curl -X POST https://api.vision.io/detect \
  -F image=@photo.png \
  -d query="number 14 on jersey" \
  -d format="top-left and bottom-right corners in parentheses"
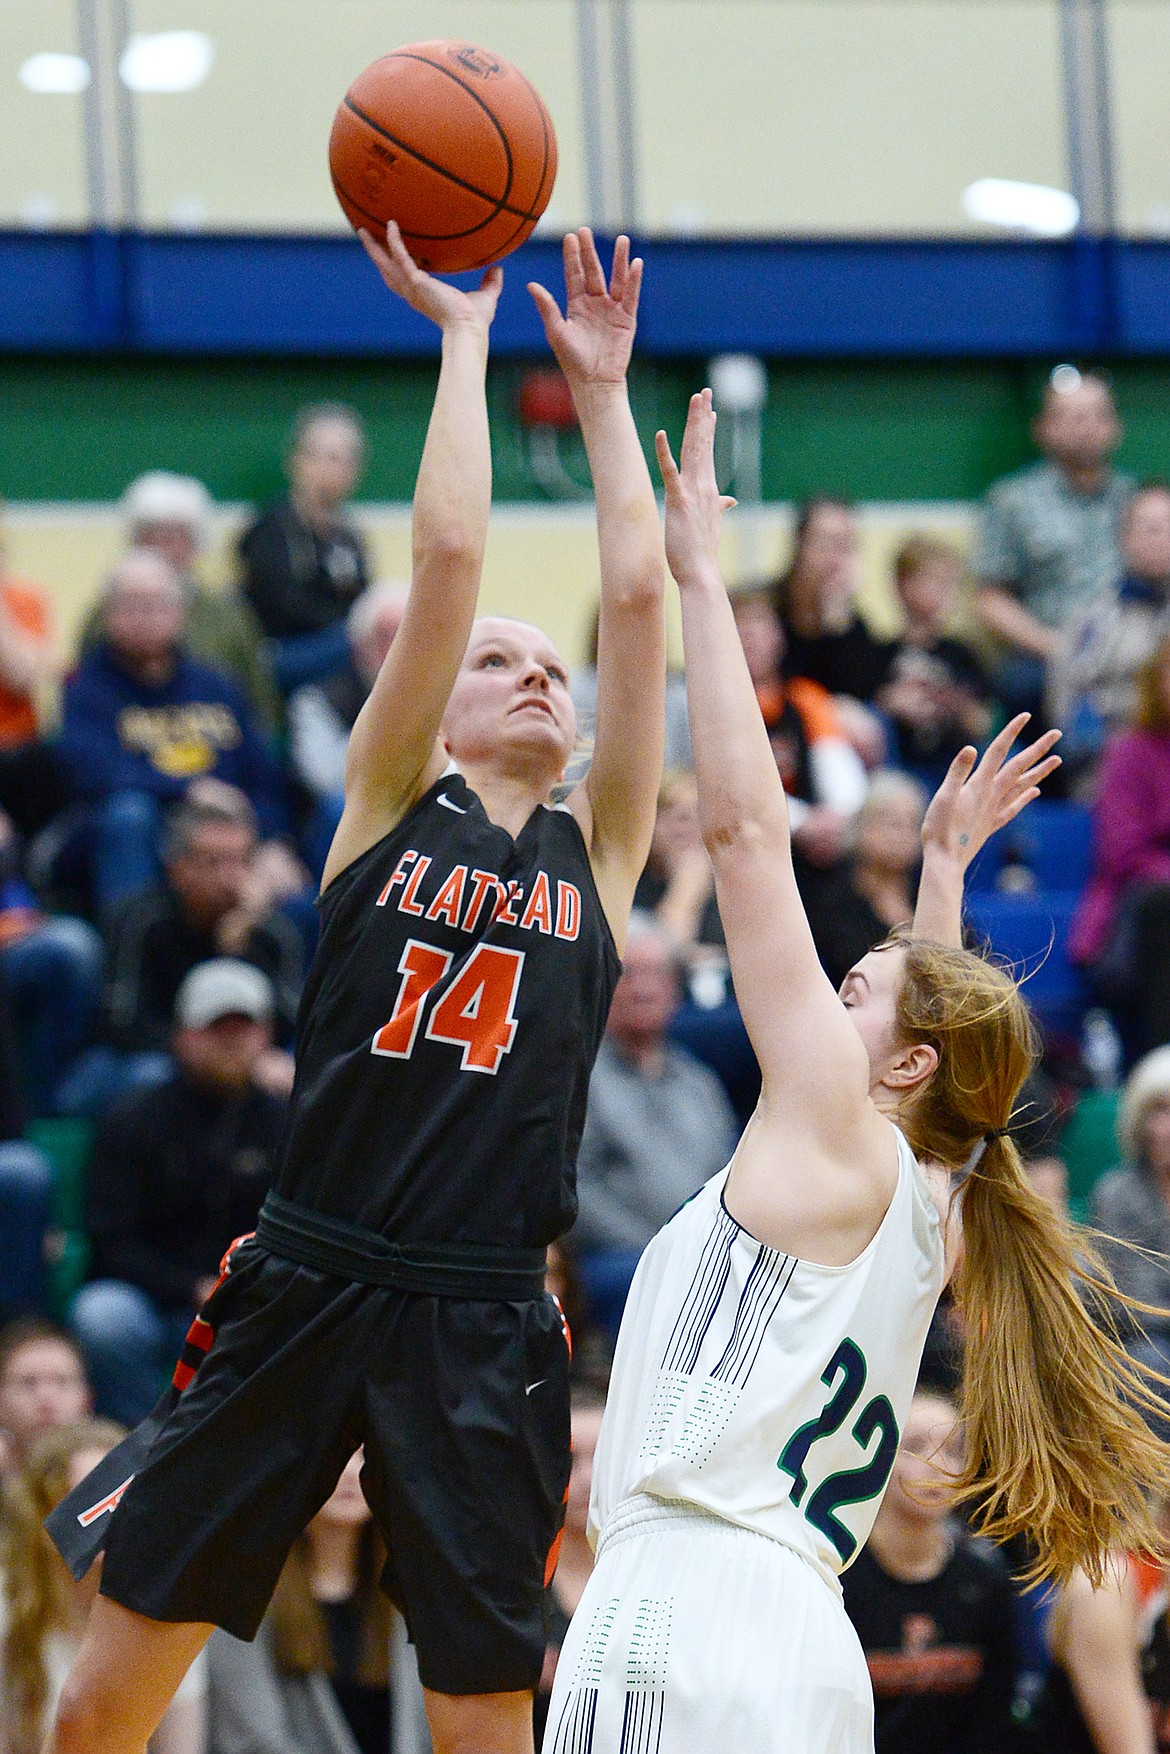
top-left (372, 938), bottom-right (526, 1075)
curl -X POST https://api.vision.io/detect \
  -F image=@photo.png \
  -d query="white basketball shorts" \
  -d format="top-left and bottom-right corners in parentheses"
top-left (543, 1496), bottom-right (874, 1754)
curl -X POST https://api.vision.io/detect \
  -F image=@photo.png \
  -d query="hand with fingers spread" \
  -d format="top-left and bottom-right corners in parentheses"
top-left (358, 221), bottom-right (502, 334)
top-left (655, 389), bottom-right (737, 588)
top-left (921, 712), bottom-right (1062, 872)
top-left (528, 229), bottom-right (643, 387)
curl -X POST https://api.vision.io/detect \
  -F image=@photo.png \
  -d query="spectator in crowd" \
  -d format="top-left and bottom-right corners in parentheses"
top-left (0, 514), bottom-right (64, 841)
top-left (801, 769), bottom-right (927, 989)
top-left (877, 536), bottom-right (990, 788)
top-left (238, 403), bottom-right (369, 693)
top-left (632, 770), bottom-right (722, 962)
top-left (1025, 1561), bottom-right (1153, 1754)
top-left (974, 367), bottom-right (1131, 718)
top-left (771, 497), bottom-right (896, 704)
top-left (571, 603), bottom-right (692, 775)
top-left (573, 914), bottom-right (738, 1335)
top-left (0, 1321), bottom-right (91, 1484)
top-left (0, 1418), bottom-right (207, 1754)
top-left (1, 808), bottom-right (103, 1116)
top-left (534, 1384), bottom-right (605, 1745)
top-left (70, 959), bottom-right (287, 1425)
top-left (57, 784), bottom-right (302, 1117)
top-left (1071, 633), bottom-right (1170, 1059)
top-left (59, 547), bottom-right (288, 915)
top-left (733, 586), bottom-right (868, 874)
top-left (1089, 1044), bottom-right (1170, 1385)
top-left (106, 785), bottom-right (303, 1052)
top-left (206, 1450), bottom-right (393, 1754)
top-left (0, 973), bottom-right (52, 1320)
top-left (288, 581), bottom-right (407, 876)
top-left (79, 471), bottom-right (281, 737)
top-left (1051, 481), bottom-right (1170, 784)
top-left (842, 1388), bottom-right (1017, 1754)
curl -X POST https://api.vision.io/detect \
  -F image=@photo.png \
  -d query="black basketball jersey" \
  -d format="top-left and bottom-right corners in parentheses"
top-left (275, 773), bottom-right (621, 1248)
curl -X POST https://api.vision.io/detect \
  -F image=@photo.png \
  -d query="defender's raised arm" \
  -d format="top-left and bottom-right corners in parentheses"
top-left (530, 230), bottom-right (666, 945)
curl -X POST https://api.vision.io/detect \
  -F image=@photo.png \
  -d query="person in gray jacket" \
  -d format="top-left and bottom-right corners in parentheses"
top-left (573, 912), bottom-right (739, 1335)
top-left (1090, 1044), bottom-right (1170, 1388)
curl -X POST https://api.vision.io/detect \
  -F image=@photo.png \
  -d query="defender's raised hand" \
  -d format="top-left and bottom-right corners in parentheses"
top-left (528, 229), bottom-right (642, 386)
top-left (655, 389), bottom-right (736, 587)
top-left (921, 713), bottom-right (1062, 871)
top-left (359, 220), bottom-right (502, 333)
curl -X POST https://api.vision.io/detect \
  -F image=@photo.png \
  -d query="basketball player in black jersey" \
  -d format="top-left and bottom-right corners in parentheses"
top-left (45, 223), bottom-right (665, 1754)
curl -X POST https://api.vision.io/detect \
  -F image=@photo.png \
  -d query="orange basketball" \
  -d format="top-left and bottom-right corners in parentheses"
top-left (329, 41), bottom-right (557, 274)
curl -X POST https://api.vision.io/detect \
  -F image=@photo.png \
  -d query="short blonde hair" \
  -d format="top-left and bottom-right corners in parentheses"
top-left (1118, 1045), bottom-right (1170, 1163)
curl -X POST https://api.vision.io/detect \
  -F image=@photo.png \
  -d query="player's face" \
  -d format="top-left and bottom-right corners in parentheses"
top-left (883, 1395), bottom-right (963, 1525)
top-left (0, 1341), bottom-right (91, 1459)
top-left (838, 946), bottom-right (906, 1084)
top-left (444, 618), bottom-right (576, 781)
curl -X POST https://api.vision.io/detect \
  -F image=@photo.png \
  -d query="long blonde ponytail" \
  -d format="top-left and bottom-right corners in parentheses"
top-left (890, 932), bottom-right (1170, 1586)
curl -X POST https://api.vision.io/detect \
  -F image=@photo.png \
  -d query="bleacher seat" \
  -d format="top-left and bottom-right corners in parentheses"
top-left (25, 1116), bottom-right (93, 1318)
top-left (965, 889), bottom-right (1089, 1037)
top-left (1061, 1088), bottom-right (1121, 1220)
top-left (965, 801), bottom-right (1094, 896)
top-left (1009, 801), bottom-right (1094, 894)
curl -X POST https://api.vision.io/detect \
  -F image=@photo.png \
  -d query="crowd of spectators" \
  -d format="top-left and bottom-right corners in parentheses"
top-left (5, 365), bottom-right (1170, 1749)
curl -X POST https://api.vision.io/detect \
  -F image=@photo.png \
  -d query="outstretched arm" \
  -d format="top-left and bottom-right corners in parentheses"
top-left (656, 393), bottom-right (872, 1138)
top-left (913, 716), bottom-right (1062, 948)
top-left (529, 231), bottom-right (665, 943)
top-left (321, 223), bottom-right (502, 891)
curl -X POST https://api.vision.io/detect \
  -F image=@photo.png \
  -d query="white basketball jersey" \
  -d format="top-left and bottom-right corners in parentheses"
top-left (590, 1126), bottom-right (945, 1593)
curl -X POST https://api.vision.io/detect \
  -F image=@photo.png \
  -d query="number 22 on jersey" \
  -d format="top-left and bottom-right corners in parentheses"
top-left (372, 938), bottom-right (525, 1075)
top-left (777, 1336), bottom-right (900, 1563)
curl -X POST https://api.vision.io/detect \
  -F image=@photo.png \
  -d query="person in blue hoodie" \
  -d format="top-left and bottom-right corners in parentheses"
top-left (60, 548), bottom-right (288, 916)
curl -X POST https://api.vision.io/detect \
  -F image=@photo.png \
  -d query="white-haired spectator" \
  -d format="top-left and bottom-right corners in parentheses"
top-left (801, 769), bottom-right (928, 989)
top-left (238, 404), bottom-right (370, 695)
top-left (79, 472), bottom-right (280, 734)
top-left (1090, 1045), bottom-right (1170, 1385)
top-left (573, 913), bottom-right (738, 1336)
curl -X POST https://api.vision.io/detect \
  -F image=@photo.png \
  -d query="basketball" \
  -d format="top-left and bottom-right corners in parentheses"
top-left (328, 41), bottom-right (557, 274)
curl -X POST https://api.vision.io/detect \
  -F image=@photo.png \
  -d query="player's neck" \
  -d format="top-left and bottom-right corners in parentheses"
top-left (460, 763), bottom-right (552, 838)
top-left (867, 1512), bottom-right (953, 1584)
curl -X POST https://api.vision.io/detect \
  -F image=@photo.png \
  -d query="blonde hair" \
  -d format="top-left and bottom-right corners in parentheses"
top-left (2, 1419), bottom-right (124, 1754)
top-left (1118, 1045), bottom-right (1170, 1164)
top-left (886, 932), bottom-right (1170, 1585)
top-left (267, 1524), bottom-right (391, 1685)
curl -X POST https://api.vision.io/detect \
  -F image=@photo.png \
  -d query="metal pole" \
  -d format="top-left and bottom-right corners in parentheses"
top-left (1059, 0), bottom-right (1117, 235)
top-left (576, 0), bottom-right (611, 231)
top-left (76, 0), bottom-right (118, 224)
top-left (109, 0), bottom-right (140, 225)
top-left (610, 0), bottom-right (640, 231)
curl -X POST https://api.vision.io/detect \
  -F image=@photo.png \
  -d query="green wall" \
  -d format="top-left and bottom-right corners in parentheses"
top-left (4, 355), bottom-right (1170, 503)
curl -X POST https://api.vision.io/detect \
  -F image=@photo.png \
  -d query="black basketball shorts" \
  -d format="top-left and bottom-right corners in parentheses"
top-left (98, 1239), bottom-right (573, 1695)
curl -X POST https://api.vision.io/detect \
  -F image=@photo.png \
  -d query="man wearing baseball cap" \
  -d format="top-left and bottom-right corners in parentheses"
top-left (69, 959), bottom-right (289, 1425)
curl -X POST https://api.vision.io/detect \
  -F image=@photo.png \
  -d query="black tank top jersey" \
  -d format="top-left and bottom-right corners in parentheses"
top-left (275, 773), bottom-right (621, 1248)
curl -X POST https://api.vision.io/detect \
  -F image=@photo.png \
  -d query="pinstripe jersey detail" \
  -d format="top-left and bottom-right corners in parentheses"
top-left (710, 1244), bottom-right (798, 1387)
top-left (659, 1206), bottom-right (738, 1375)
top-left (549, 1595), bottom-right (621, 1754)
top-left (619, 1596), bottom-right (671, 1754)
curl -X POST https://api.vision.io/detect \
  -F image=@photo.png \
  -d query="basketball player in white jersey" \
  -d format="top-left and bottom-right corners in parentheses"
top-left (544, 391), bottom-right (1170, 1754)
